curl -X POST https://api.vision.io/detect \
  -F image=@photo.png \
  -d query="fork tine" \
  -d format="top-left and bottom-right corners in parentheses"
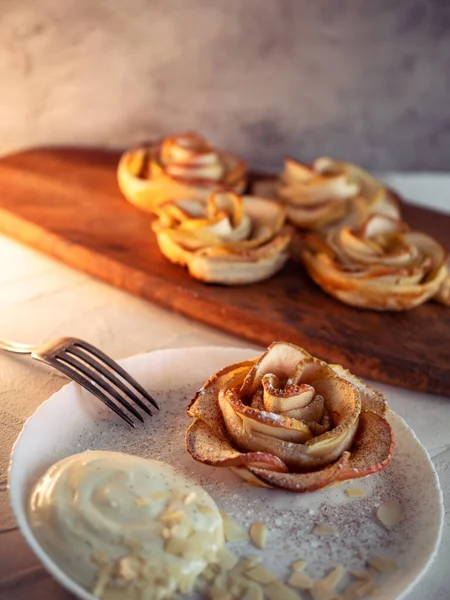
top-left (57, 353), bottom-right (144, 423)
top-left (48, 358), bottom-right (135, 427)
top-left (67, 346), bottom-right (153, 417)
top-left (74, 341), bottom-right (159, 410)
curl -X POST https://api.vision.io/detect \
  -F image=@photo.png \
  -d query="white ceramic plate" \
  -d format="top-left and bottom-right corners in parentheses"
top-left (9, 347), bottom-right (443, 600)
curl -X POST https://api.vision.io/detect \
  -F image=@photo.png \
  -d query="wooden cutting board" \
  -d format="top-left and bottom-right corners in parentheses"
top-left (0, 147), bottom-right (449, 396)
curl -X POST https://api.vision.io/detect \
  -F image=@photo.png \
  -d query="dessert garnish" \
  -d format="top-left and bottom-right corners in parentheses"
top-left (28, 451), bottom-right (223, 599)
top-left (186, 341), bottom-right (394, 492)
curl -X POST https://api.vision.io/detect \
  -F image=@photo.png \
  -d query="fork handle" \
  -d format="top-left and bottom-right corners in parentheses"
top-left (0, 339), bottom-right (35, 354)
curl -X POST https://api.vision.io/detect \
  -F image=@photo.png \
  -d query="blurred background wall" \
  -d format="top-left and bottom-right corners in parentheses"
top-left (1, 0), bottom-right (449, 171)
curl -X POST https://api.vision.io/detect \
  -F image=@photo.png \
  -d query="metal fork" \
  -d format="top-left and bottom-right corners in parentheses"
top-left (0, 337), bottom-right (158, 427)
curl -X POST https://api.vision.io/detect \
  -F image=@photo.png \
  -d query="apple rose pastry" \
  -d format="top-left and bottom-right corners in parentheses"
top-left (254, 156), bottom-right (400, 230)
top-left (152, 190), bottom-right (292, 285)
top-left (186, 342), bottom-right (394, 492)
top-left (302, 213), bottom-right (449, 311)
top-left (118, 132), bottom-right (247, 212)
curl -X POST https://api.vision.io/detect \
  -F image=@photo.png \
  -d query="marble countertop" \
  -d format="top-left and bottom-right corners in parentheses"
top-left (0, 173), bottom-right (449, 599)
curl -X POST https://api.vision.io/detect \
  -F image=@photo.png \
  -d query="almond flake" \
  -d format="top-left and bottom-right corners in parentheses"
top-left (291, 559), bottom-right (307, 571)
top-left (355, 579), bottom-right (377, 598)
top-left (249, 522), bottom-right (268, 549)
top-left (135, 497), bottom-right (149, 507)
top-left (345, 488), bottom-right (366, 498)
top-left (376, 500), bottom-right (402, 528)
top-left (350, 570), bottom-right (372, 581)
top-left (160, 509), bottom-right (184, 523)
top-left (311, 579), bottom-right (341, 600)
top-left (265, 581), bottom-right (301, 600)
top-left (184, 492), bottom-right (197, 505)
top-left (117, 555), bottom-right (141, 581)
top-left (92, 565), bottom-right (111, 598)
top-left (288, 571), bottom-right (313, 589)
top-left (369, 555), bottom-right (398, 573)
top-left (219, 511), bottom-right (248, 542)
top-left (216, 547), bottom-right (239, 571)
top-left (312, 523), bottom-right (338, 536)
top-left (242, 555), bottom-right (263, 569)
top-left (247, 565), bottom-right (277, 584)
top-left (322, 565), bottom-right (345, 588)
top-left (165, 535), bottom-right (190, 556)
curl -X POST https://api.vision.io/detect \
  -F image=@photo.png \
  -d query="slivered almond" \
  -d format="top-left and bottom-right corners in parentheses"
top-left (345, 488), bottom-right (366, 498)
top-left (219, 511), bottom-right (248, 542)
top-left (312, 523), bottom-right (338, 536)
top-left (165, 535), bottom-right (190, 556)
top-left (291, 559), bottom-right (306, 571)
top-left (135, 497), bottom-right (149, 507)
top-left (369, 555), bottom-right (398, 573)
top-left (92, 565), bottom-right (111, 598)
top-left (247, 565), bottom-right (277, 584)
top-left (311, 579), bottom-right (341, 600)
top-left (242, 555), bottom-right (262, 569)
top-left (322, 565), bottom-right (345, 588)
top-left (265, 581), bottom-right (301, 600)
top-left (288, 571), bottom-right (313, 589)
top-left (355, 579), bottom-right (377, 597)
top-left (116, 555), bottom-right (141, 581)
top-left (249, 522), bottom-right (268, 549)
top-left (216, 547), bottom-right (239, 571)
top-left (376, 500), bottom-right (402, 527)
top-left (160, 509), bottom-right (184, 523)
top-left (350, 570), bottom-right (372, 581)
top-left (184, 491), bottom-right (197, 505)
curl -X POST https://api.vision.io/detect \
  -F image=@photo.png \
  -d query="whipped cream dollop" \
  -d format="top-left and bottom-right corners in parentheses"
top-left (28, 451), bottom-right (223, 599)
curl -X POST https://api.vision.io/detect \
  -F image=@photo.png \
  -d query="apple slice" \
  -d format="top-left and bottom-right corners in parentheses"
top-left (185, 418), bottom-right (288, 472)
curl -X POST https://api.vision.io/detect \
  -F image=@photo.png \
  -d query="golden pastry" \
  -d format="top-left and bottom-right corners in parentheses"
top-left (186, 342), bottom-right (394, 492)
top-left (118, 132), bottom-right (247, 212)
top-left (302, 213), bottom-right (449, 311)
top-left (152, 190), bottom-right (292, 285)
top-left (253, 156), bottom-right (400, 230)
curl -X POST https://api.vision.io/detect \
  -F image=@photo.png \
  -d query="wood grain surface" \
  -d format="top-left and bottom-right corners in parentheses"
top-left (0, 147), bottom-right (448, 396)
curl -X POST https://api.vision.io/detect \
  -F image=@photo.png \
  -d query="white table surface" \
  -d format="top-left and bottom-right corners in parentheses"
top-left (0, 173), bottom-right (449, 599)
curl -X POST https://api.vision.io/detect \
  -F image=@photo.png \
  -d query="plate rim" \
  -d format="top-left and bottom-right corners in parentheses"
top-left (7, 345), bottom-right (445, 600)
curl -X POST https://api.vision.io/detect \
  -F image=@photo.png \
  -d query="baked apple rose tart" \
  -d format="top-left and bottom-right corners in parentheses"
top-left (186, 342), bottom-right (394, 492)
top-left (302, 213), bottom-right (450, 311)
top-left (118, 132), bottom-right (247, 213)
top-left (254, 157), bottom-right (400, 230)
top-left (152, 190), bottom-right (292, 285)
